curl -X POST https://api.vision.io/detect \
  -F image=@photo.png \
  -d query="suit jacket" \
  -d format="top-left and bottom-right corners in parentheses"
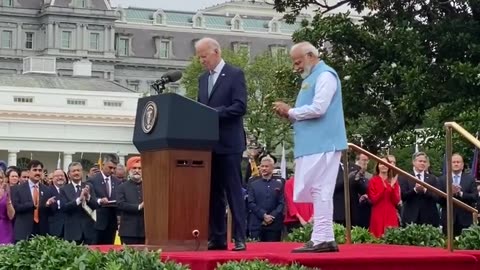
top-left (438, 174), bottom-right (478, 227)
top-left (333, 165), bottom-right (370, 227)
top-left (60, 182), bottom-right (98, 242)
top-left (247, 176), bottom-right (285, 231)
top-left (47, 185), bottom-right (65, 237)
top-left (11, 181), bottom-right (50, 241)
top-left (116, 180), bottom-right (145, 238)
top-left (88, 173), bottom-right (121, 230)
top-left (197, 62), bottom-right (247, 154)
top-left (399, 172), bottom-right (439, 226)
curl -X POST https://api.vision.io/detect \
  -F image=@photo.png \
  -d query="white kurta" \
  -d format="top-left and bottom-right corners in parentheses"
top-left (287, 71), bottom-right (341, 244)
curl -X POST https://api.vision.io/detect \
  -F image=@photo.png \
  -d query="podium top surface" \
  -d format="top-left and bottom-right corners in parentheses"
top-left (133, 93), bottom-right (219, 152)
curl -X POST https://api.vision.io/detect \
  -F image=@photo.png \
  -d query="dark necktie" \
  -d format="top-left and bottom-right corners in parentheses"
top-left (76, 185), bottom-right (81, 196)
top-left (105, 178), bottom-right (111, 198)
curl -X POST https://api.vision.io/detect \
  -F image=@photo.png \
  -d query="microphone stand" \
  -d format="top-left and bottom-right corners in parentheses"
top-left (151, 81), bottom-right (166, 94)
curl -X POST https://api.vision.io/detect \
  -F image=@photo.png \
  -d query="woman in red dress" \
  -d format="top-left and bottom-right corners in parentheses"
top-left (284, 176), bottom-right (314, 233)
top-left (368, 157), bottom-right (401, 238)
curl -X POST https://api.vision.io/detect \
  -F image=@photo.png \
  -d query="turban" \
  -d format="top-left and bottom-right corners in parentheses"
top-left (126, 156), bottom-right (141, 171)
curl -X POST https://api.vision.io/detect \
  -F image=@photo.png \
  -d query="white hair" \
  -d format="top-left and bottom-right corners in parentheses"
top-left (195, 37), bottom-right (221, 53)
top-left (290, 41), bottom-right (319, 57)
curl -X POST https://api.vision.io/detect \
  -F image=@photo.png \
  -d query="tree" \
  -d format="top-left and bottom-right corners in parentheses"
top-left (271, 0), bottom-right (480, 160)
top-left (181, 49), bottom-right (300, 152)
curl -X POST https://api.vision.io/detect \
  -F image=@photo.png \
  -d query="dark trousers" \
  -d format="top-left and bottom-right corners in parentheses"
top-left (96, 222), bottom-right (117, 245)
top-left (250, 229), bottom-right (282, 242)
top-left (209, 153), bottom-right (246, 244)
top-left (74, 236), bottom-right (95, 245)
top-left (121, 236), bottom-right (145, 245)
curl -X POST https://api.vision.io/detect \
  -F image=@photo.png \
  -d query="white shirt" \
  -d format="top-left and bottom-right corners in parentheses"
top-left (210, 59), bottom-right (226, 86)
top-left (288, 72), bottom-right (337, 121)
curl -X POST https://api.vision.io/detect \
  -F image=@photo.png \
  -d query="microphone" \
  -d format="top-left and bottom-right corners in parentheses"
top-left (155, 70), bottom-right (182, 85)
top-left (151, 70), bottom-right (182, 94)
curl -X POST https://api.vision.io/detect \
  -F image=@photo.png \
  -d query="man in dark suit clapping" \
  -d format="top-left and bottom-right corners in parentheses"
top-left (11, 160), bottom-right (54, 242)
top-left (47, 169), bottom-right (66, 238)
top-left (438, 153), bottom-right (478, 236)
top-left (399, 152), bottom-right (439, 227)
top-left (195, 37), bottom-right (247, 251)
top-left (60, 162), bottom-right (98, 244)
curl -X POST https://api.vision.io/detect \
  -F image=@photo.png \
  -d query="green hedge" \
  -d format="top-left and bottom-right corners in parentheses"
top-left (217, 260), bottom-right (318, 270)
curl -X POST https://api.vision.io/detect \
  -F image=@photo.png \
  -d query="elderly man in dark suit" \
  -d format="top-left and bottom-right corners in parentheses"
top-left (195, 37), bottom-right (247, 251)
top-left (88, 153), bottom-right (122, 244)
top-left (116, 156), bottom-right (145, 245)
top-left (247, 155), bottom-right (285, 242)
top-left (11, 160), bottom-right (54, 242)
top-left (47, 169), bottom-right (66, 238)
top-left (399, 152), bottom-right (439, 227)
top-left (60, 162), bottom-right (98, 245)
top-left (438, 153), bottom-right (478, 236)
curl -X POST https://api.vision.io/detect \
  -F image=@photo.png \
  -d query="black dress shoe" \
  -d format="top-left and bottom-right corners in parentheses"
top-left (292, 241), bottom-right (339, 253)
top-left (232, 242), bottom-right (246, 251)
top-left (207, 241), bottom-right (227, 250)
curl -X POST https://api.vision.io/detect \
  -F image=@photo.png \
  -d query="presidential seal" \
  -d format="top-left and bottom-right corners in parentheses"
top-left (141, 101), bottom-right (157, 134)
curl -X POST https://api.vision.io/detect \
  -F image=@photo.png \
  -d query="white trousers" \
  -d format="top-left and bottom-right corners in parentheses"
top-left (294, 151), bottom-right (341, 244)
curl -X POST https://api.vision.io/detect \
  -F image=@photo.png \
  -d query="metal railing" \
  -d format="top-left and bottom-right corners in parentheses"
top-left (344, 143), bottom-right (479, 251)
top-left (444, 122), bottom-right (480, 251)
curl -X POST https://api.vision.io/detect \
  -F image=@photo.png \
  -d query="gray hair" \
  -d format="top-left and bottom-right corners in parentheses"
top-left (103, 154), bottom-right (119, 165)
top-left (290, 41), bottom-right (319, 57)
top-left (260, 156), bottom-right (275, 165)
top-left (195, 37), bottom-right (221, 53)
top-left (116, 164), bottom-right (125, 170)
top-left (68, 162), bottom-right (83, 172)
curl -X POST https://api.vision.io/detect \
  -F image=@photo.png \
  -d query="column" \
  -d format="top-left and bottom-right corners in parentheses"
top-left (77, 24), bottom-right (83, 50)
top-left (103, 26), bottom-right (109, 52)
top-left (16, 23), bottom-right (22, 49)
top-left (7, 150), bottom-right (19, 166)
top-left (118, 154), bottom-right (126, 165)
top-left (83, 24), bottom-right (88, 50)
top-left (63, 152), bottom-right (75, 172)
top-left (47, 23), bottom-right (54, 48)
top-left (110, 26), bottom-right (115, 52)
top-left (54, 22), bottom-right (59, 48)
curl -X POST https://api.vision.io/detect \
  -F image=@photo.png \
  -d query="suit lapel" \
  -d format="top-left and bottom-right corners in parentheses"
top-left (208, 65), bottom-right (227, 100)
top-left (24, 183), bottom-right (34, 203)
top-left (199, 73), bottom-right (209, 103)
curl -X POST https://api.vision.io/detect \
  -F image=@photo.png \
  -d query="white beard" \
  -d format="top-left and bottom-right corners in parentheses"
top-left (300, 64), bottom-right (313, 79)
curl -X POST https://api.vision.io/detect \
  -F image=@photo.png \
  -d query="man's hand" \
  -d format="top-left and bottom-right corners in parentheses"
top-left (272, 101), bottom-right (291, 118)
top-left (359, 194), bottom-right (369, 203)
top-left (263, 214), bottom-right (274, 224)
top-left (453, 185), bottom-right (462, 195)
top-left (99, 197), bottom-right (109, 205)
top-left (139, 202), bottom-right (144, 210)
top-left (46, 196), bottom-right (56, 206)
top-left (414, 183), bottom-right (426, 193)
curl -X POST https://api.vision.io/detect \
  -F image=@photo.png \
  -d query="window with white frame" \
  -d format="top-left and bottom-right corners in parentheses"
top-left (13, 96), bottom-right (34, 103)
top-left (103, 100), bottom-right (123, 107)
top-left (127, 81), bottom-right (139, 91)
top-left (89, 32), bottom-right (99, 50)
top-left (233, 42), bottom-right (250, 58)
top-left (2, 0), bottom-right (13, 7)
top-left (67, 99), bottom-right (86, 106)
top-left (116, 37), bottom-right (129, 56)
top-left (1, 30), bottom-right (13, 48)
top-left (25, 32), bottom-right (34, 49)
top-left (61, 31), bottom-right (72, 49)
top-left (159, 40), bottom-right (170, 58)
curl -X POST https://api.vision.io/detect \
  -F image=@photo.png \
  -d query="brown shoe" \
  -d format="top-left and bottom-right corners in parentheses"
top-left (292, 241), bottom-right (339, 253)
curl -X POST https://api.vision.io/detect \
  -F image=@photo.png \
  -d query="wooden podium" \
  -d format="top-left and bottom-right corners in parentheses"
top-left (132, 93), bottom-right (218, 251)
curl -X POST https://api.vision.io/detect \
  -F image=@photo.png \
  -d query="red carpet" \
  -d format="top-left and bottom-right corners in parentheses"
top-left (90, 242), bottom-right (480, 270)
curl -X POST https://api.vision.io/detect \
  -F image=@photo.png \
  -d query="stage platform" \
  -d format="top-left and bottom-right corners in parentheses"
top-left (90, 242), bottom-right (480, 270)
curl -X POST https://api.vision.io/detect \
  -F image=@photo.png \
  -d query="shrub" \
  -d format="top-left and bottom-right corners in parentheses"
top-left (0, 235), bottom-right (189, 270)
top-left (217, 260), bottom-right (318, 270)
top-left (382, 223), bottom-right (445, 248)
top-left (351, 226), bottom-right (380, 244)
top-left (456, 225), bottom-right (480, 250)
